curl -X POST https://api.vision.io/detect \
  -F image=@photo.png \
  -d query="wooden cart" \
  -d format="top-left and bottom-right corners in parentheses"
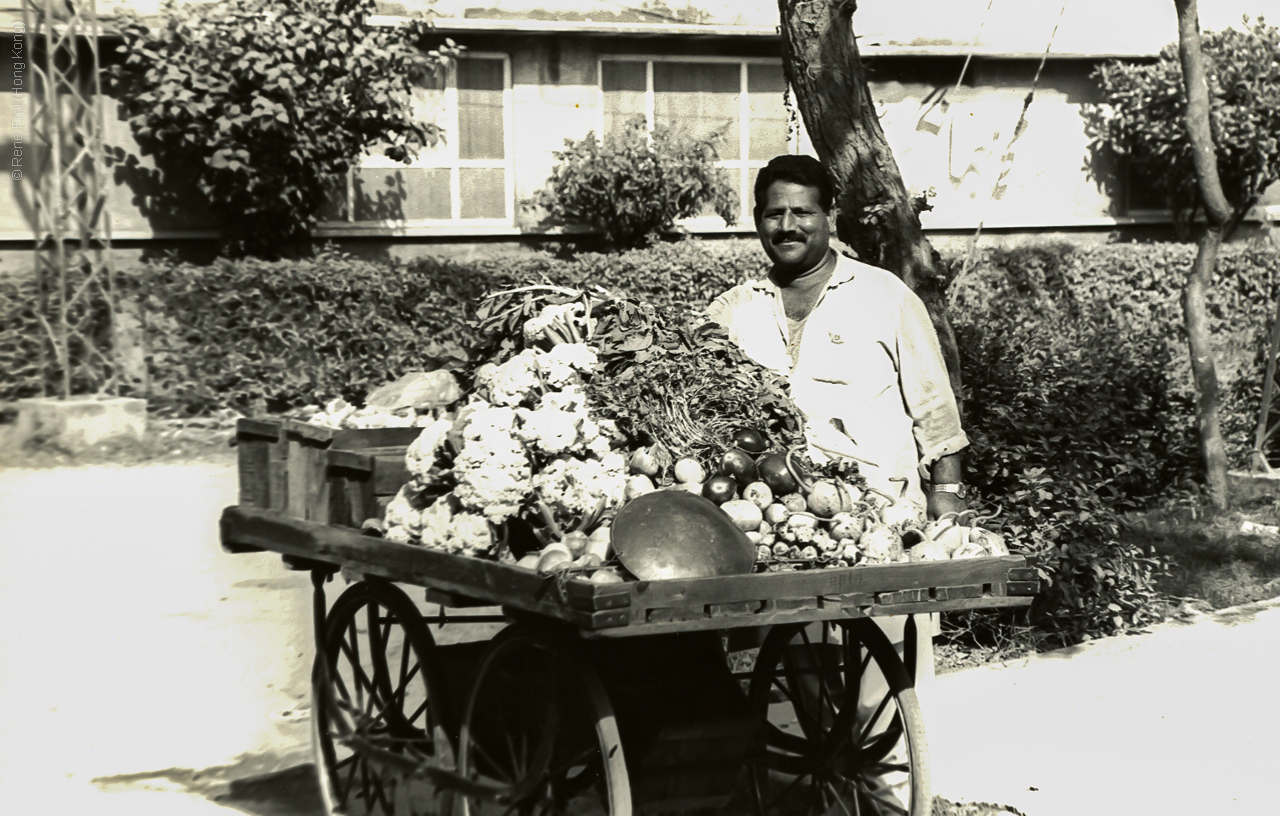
top-left (222, 419), bottom-right (1040, 816)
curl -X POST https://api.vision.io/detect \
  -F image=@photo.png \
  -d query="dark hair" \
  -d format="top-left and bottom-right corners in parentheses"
top-left (753, 154), bottom-right (835, 218)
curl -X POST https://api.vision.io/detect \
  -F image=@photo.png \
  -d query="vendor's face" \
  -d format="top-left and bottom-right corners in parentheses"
top-left (756, 181), bottom-right (834, 277)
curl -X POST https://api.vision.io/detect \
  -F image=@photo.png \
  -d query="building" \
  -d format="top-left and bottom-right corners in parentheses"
top-left (2, 0), bottom-right (1278, 260)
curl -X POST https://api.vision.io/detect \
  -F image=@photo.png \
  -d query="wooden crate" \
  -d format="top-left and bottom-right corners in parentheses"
top-left (235, 418), bottom-right (421, 529)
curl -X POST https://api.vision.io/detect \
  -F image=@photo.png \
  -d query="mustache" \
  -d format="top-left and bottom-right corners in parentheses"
top-left (772, 232), bottom-right (804, 243)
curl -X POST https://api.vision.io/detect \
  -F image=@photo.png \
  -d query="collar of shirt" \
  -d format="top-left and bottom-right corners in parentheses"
top-left (748, 252), bottom-right (859, 297)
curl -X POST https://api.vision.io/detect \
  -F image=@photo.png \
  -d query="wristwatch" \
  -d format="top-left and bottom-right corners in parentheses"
top-left (929, 483), bottom-right (969, 499)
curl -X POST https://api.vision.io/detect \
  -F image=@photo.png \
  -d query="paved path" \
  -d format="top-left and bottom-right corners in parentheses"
top-left (2, 458), bottom-right (1279, 815)
top-left (0, 459), bottom-right (315, 815)
top-left (929, 597), bottom-right (1280, 816)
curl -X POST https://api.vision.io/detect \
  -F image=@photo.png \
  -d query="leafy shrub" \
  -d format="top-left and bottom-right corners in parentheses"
top-left (1086, 16), bottom-right (1280, 229)
top-left (106, 0), bottom-right (461, 257)
top-left (0, 275), bottom-right (45, 402)
top-left (125, 239), bottom-right (764, 415)
top-left (133, 251), bottom-right (495, 414)
top-left (949, 241), bottom-right (1280, 644)
top-left (527, 117), bottom-right (739, 250)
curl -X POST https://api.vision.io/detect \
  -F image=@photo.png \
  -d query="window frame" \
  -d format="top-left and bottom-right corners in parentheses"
top-left (596, 54), bottom-right (803, 228)
top-left (321, 51), bottom-right (515, 233)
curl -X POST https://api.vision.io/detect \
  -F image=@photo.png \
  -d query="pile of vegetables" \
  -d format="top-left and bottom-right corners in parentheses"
top-left (376, 285), bottom-right (1009, 577)
top-left (622, 432), bottom-right (1009, 571)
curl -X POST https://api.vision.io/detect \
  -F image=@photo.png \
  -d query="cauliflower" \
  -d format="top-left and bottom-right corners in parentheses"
top-left (441, 511), bottom-right (492, 556)
top-left (515, 386), bottom-right (602, 456)
top-left (384, 483), bottom-right (430, 536)
top-left (538, 343), bottom-right (598, 389)
top-left (385, 526), bottom-right (414, 545)
top-left (532, 452), bottom-right (628, 519)
top-left (417, 495), bottom-right (456, 550)
top-left (587, 418), bottom-right (622, 458)
top-left (460, 403), bottom-right (520, 444)
top-left (484, 349), bottom-right (543, 406)
top-left (415, 496), bottom-right (492, 556)
top-left (406, 418), bottom-right (455, 485)
top-left (452, 431), bottom-right (532, 524)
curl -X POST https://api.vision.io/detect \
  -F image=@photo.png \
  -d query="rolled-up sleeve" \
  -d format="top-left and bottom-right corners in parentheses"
top-left (895, 290), bottom-right (969, 476)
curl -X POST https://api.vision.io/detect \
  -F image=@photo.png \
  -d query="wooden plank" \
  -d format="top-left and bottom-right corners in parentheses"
top-left (934, 584), bottom-right (985, 601)
top-left (645, 608), bottom-right (676, 624)
top-left (237, 433), bottom-right (271, 508)
top-left (708, 602), bottom-right (762, 618)
top-left (324, 450), bottom-right (377, 528)
top-left (327, 449), bottom-right (375, 474)
top-left (268, 428), bottom-right (290, 513)
top-left (236, 417), bottom-right (281, 441)
top-left (627, 556), bottom-right (1029, 609)
top-left (282, 419), bottom-right (336, 443)
top-left (331, 426), bottom-right (423, 448)
top-left (876, 589), bottom-right (930, 605)
top-left (220, 506), bottom-right (586, 626)
top-left (286, 437), bottom-right (314, 520)
top-left (771, 596), bottom-right (820, 614)
top-left (866, 595), bottom-right (1034, 616)
top-left (832, 592), bottom-right (876, 610)
top-left (564, 580), bottom-right (634, 612)
top-left (374, 457), bottom-right (413, 496)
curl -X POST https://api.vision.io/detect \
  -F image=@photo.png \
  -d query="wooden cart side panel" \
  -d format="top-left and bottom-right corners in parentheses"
top-left (238, 419), bottom-right (418, 528)
top-left (220, 506), bottom-right (585, 626)
top-left (620, 557), bottom-right (1027, 608)
top-left (221, 503), bottom-right (1038, 635)
top-left (236, 422), bottom-right (277, 509)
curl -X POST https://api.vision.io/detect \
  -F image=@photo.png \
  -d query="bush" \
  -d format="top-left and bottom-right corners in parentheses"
top-left (1086, 17), bottom-right (1280, 229)
top-left (134, 251), bottom-right (495, 414)
top-left (129, 239), bottom-right (764, 415)
top-left (106, 0), bottom-right (460, 257)
top-left (527, 117), bottom-right (739, 250)
top-left (0, 275), bottom-right (45, 403)
top-left (949, 240), bottom-right (1280, 644)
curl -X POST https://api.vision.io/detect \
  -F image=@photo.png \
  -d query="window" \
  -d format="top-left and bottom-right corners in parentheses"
top-left (1120, 157), bottom-right (1169, 215)
top-left (600, 58), bottom-right (797, 222)
top-left (321, 54), bottom-right (513, 229)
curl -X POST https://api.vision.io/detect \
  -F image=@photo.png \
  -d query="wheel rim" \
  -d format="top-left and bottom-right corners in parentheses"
top-left (456, 625), bottom-right (629, 816)
top-left (748, 620), bottom-right (931, 816)
top-left (313, 580), bottom-right (442, 816)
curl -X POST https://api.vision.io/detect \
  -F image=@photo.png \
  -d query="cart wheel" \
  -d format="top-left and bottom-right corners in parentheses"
top-left (312, 579), bottom-right (445, 816)
top-left (454, 624), bottom-right (630, 816)
top-left (747, 619), bottom-right (931, 816)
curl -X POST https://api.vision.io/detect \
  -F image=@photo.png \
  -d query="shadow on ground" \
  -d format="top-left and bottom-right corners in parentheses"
top-left (94, 759), bottom-right (324, 816)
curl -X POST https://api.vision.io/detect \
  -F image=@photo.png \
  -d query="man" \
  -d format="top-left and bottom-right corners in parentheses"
top-left (708, 154), bottom-right (968, 521)
top-left (709, 154), bottom-right (968, 738)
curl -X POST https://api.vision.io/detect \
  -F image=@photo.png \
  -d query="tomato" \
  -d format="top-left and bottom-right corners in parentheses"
top-left (701, 475), bottom-right (738, 504)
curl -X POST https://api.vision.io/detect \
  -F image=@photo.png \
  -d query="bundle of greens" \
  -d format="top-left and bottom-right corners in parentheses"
top-left (473, 286), bottom-right (808, 475)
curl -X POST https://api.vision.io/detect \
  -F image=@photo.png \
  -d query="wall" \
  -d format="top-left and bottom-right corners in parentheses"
top-left (4, 28), bottom-right (1278, 251)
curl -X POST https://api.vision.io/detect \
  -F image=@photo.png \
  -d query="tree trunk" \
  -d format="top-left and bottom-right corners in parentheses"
top-left (1175, 0), bottom-right (1232, 507)
top-left (777, 0), bottom-right (961, 391)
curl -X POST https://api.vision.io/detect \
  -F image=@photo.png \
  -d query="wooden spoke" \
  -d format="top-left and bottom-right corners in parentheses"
top-left (455, 624), bottom-right (630, 815)
top-left (312, 580), bottom-right (443, 816)
top-left (748, 620), bottom-right (931, 816)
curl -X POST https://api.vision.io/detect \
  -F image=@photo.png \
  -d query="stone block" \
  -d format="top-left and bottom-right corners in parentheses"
top-left (1227, 469), bottom-right (1280, 508)
top-left (15, 396), bottom-right (148, 451)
